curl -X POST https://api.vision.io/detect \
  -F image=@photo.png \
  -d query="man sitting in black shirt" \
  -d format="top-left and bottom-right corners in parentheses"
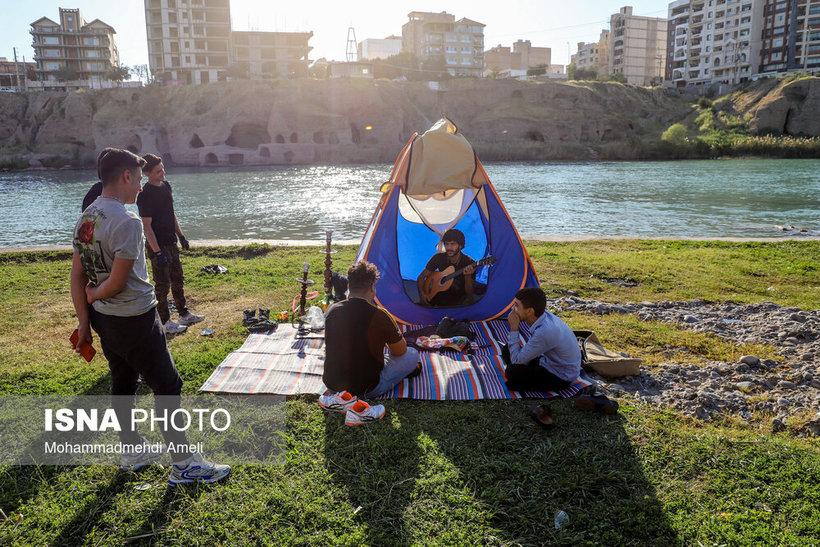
top-left (320, 261), bottom-right (421, 425)
top-left (416, 229), bottom-right (476, 307)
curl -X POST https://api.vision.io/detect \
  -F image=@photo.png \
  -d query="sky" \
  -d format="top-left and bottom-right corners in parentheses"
top-left (2, 1), bottom-right (672, 75)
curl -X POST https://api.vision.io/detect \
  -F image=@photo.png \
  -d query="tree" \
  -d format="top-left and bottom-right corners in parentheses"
top-left (566, 62), bottom-right (577, 80)
top-left (420, 54), bottom-right (450, 80)
top-left (606, 72), bottom-right (627, 83)
top-left (372, 52), bottom-right (420, 80)
top-left (54, 66), bottom-right (78, 82)
top-left (526, 64), bottom-right (547, 77)
top-left (105, 65), bottom-right (131, 82)
top-left (130, 64), bottom-right (149, 84)
top-left (570, 67), bottom-right (597, 80)
top-left (661, 123), bottom-right (688, 146)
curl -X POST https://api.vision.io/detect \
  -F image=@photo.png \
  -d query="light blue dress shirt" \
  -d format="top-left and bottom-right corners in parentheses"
top-left (507, 310), bottom-right (582, 382)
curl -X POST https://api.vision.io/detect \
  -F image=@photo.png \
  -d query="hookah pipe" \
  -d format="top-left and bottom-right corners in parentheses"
top-left (292, 262), bottom-right (314, 333)
top-left (321, 229), bottom-right (337, 308)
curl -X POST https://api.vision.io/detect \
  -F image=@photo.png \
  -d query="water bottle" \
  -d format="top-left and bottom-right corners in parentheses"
top-left (554, 510), bottom-right (569, 531)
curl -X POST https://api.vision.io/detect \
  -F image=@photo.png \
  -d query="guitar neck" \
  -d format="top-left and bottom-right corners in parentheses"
top-left (442, 258), bottom-right (490, 283)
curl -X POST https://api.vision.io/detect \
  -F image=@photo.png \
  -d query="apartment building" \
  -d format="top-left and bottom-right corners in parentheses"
top-left (358, 36), bottom-right (402, 60)
top-left (231, 31), bottom-right (313, 79)
top-left (144, 0), bottom-right (231, 85)
top-left (609, 6), bottom-right (668, 85)
top-left (666, 0), bottom-right (762, 87)
top-left (30, 8), bottom-right (120, 85)
top-left (0, 58), bottom-right (35, 90)
top-left (572, 30), bottom-right (611, 75)
top-left (402, 11), bottom-right (485, 77)
top-left (759, 0), bottom-right (820, 74)
top-left (485, 40), bottom-right (551, 77)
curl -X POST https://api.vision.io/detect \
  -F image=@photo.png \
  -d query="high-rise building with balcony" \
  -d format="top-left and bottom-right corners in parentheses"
top-left (30, 8), bottom-right (119, 86)
top-left (571, 30), bottom-right (611, 75)
top-left (609, 6), bottom-right (668, 85)
top-left (759, 0), bottom-right (820, 75)
top-left (145, 0), bottom-right (314, 84)
top-left (402, 11), bottom-right (485, 77)
top-left (666, 0), bottom-right (763, 87)
top-left (144, 0), bottom-right (231, 85)
top-left (231, 31), bottom-right (313, 79)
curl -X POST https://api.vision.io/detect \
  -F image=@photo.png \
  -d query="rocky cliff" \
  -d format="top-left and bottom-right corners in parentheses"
top-left (1, 77), bottom-right (818, 169)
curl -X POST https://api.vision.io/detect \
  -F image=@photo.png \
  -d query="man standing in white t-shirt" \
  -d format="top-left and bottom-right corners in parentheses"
top-left (71, 148), bottom-right (229, 485)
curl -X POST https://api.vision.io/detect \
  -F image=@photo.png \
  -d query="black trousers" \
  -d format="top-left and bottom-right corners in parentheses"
top-left (501, 344), bottom-right (571, 392)
top-left (90, 306), bottom-right (191, 460)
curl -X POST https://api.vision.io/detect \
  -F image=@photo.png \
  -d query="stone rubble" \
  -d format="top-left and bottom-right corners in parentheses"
top-left (547, 297), bottom-right (820, 436)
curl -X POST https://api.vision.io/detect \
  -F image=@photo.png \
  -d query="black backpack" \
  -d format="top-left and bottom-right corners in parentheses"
top-left (436, 316), bottom-right (471, 338)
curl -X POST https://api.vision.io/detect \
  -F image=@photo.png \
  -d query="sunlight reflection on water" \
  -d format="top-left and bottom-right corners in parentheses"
top-left (1, 159), bottom-right (818, 247)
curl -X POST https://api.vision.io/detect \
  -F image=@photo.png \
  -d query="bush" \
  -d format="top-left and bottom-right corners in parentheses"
top-left (661, 123), bottom-right (688, 146)
top-left (697, 97), bottom-right (713, 109)
top-left (0, 156), bottom-right (29, 170)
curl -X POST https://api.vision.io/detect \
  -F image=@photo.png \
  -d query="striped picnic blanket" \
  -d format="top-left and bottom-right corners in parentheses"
top-left (199, 320), bottom-right (594, 400)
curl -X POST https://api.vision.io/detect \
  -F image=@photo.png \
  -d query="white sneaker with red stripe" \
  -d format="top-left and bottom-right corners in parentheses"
top-left (344, 400), bottom-right (385, 426)
top-left (318, 391), bottom-right (358, 413)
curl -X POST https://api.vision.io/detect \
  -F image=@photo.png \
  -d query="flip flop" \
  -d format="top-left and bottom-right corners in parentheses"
top-left (573, 394), bottom-right (619, 415)
top-left (528, 404), bottom-right (555, 430)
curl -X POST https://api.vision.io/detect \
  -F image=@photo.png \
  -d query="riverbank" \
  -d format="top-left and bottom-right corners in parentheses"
top-left (1, 240), bottom-right (818, 544)
top-left (2, 234), bottom-right (819, 253)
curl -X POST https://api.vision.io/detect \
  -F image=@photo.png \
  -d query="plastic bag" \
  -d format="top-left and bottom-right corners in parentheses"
top-left (305, 306), bottom-right (325, 329)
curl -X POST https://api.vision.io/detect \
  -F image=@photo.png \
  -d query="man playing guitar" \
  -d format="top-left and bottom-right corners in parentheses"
top-left (417, 229), bottom-right (476, 307)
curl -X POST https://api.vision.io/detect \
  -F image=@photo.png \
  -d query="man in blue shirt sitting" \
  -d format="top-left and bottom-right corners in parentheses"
top-left (503, 287), bottom-right (581, 392)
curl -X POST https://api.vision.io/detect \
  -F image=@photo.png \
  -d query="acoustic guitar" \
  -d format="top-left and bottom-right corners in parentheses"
top-left (420, 255), bottom-right (498, 302)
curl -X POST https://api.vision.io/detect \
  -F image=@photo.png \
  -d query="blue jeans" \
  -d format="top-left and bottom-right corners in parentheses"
top-left (364, 347), bottom-right (420, 399)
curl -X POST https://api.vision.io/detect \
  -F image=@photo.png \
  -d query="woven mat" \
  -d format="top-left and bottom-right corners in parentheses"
top-left (199, 320), bottom-right (594, 399)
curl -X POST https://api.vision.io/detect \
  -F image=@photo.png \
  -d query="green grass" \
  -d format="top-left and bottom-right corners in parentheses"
top-left (0, 241), bottom-right (819, 545)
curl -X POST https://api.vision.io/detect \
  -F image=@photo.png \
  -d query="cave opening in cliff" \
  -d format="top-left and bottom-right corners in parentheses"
top-left (524, 130), bottom-right (545, 143)
top-left (225, 123), bottom-right (271, 149)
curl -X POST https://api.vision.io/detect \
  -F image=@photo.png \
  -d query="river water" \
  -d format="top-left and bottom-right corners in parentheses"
top-left (1, 159), bottom-right (818, 247)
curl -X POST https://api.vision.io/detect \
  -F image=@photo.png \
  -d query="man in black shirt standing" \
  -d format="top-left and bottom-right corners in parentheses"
top-left (81, 147), bottom-right (116, 211)
top-left (416, 229), bottom-right (476, 307)
top-left (137, 153), bottom-right (203, 335)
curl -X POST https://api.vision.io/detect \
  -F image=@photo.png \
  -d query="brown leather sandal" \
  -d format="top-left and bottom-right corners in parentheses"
top-left (528, 404), bottom-right (555, 430)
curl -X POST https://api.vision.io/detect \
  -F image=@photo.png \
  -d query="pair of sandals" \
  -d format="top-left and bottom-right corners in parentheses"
top-left (528, 394), bottom-right (620, 430)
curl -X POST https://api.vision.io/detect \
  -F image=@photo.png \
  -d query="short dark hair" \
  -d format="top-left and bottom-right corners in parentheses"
top-left (99, 149), bottom-right (146, 186)
top-left (515, 287), bottom-right (547, 317)
top-left (442, 229), bottom-right (465, 248)
top-left (142, 153), bottom-right (162, 174)
top-left (347, 261), bottom-right (380, 291)
top-left (96, 147), bottom-right (117, 180)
